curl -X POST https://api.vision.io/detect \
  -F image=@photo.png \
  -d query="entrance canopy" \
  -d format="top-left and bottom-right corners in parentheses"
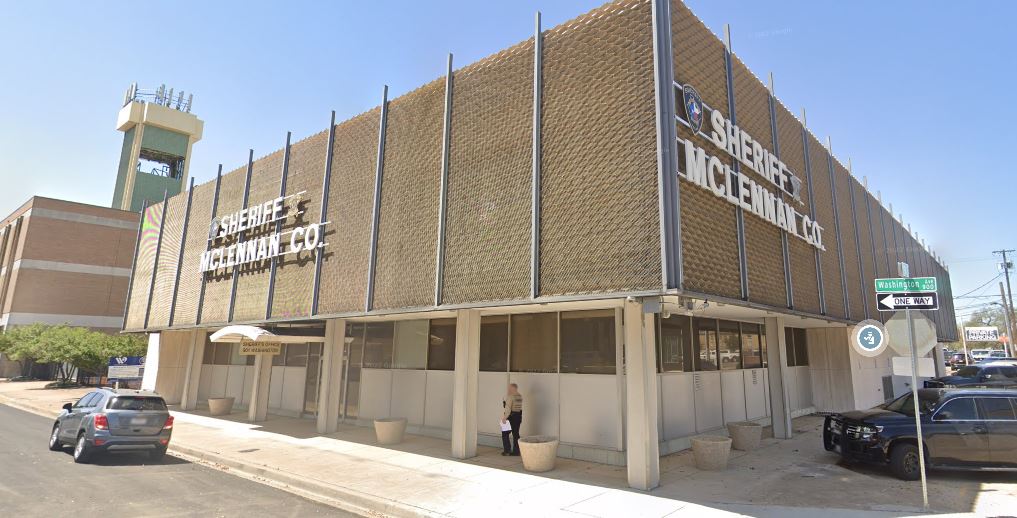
top-left (209, 325), bottom-right (324, 343)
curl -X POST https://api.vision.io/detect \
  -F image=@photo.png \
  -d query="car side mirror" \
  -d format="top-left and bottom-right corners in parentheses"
top-left (62, 403), bottom-right (73, 412)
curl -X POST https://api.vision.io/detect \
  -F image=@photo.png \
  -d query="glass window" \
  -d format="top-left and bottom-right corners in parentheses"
top-left (392, 320), bottom-right (428, 369)
top-left (202, 341), bottom-right (215, 365)
top-left (760, 326), bottom-right (768, 367)
top-left (427, 318), bottom-right (457, 371)
top-left (74, 393), bottom-right (99, 408)
top-left (741, 323), bottom-right (763, 369)
top-left (479, 316), bottom-right (509, 372)
top-left (109, 396), bottom-right (167, 411)
top-left (285, 343), bottom-right (308, 367)
top-left (560, 310), bottom-right (616, 374)
top-left (510, 313), bottom-right (557, 373)
top-left (658, 315), bottom-right (692, 372)
top-left (935, 398), bottom-right (979, 421)
top-left (272, 345), bottom-right (286, 366)
top-left (693, 318), bottom-right (718, 371)
top-left (979, 398), bottom-right (1016, 420)
top-left (363, 322), bottom-right (394, 369)
top-left (718, 320), bottom-right (741, 370)
top-left (229, 343), bottom-right (250, 366)
top-left (793, 328), bottom-right (809, 366)
top-left (784, 328), bottom-right (796, 366)
top-left (213, 343), bottom-right (231, 365)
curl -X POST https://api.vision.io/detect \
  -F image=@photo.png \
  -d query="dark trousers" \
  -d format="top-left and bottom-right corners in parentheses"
top-left (502, 411), bottom-right (522, 454)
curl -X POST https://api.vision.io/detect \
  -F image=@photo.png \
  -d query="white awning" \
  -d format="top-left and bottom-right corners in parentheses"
top-left (209, 325), bottom-right (324, 344)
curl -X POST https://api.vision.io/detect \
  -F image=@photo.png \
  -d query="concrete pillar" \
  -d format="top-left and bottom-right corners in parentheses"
top-left (317, 319), bottom-right (347, 434)
top-left (451, 309), bottom-right (481, 459)
top-left (180, 330), bottom-right (205, 411)
top-left (248, 353), bottom-right (272, 422)
top-left (141, 333), bottom-right (160, 392)
top-left (764, 317), bottom-right (792, 439)
top-left (623, 298), bottom-right (660, 491)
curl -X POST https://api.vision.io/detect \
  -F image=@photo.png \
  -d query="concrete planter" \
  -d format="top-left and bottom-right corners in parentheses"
top-left (691, 435), bottom-right (732, 471)
top-left (373, 418), bottom-right (407, 445)
top-left (208, 397), bottom-right (235, 416)
top-left (518, 436), bottom-right (559, 472)
top-left (727, 421), bottom-right (763, 451)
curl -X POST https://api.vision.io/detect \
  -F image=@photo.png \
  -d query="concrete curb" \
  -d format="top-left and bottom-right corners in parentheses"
top-left (0, 392), bottom-right (438, 518)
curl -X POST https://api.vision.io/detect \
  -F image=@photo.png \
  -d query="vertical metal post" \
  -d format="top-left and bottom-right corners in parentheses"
top-left (266, 132), bottom-right (292, 320)
top-left (767, 72), bottom-right (794, 309)
top-left (800, 111), bottom-right (826, 314)
top-left (312, 111), bottom-right (337, 316)
top-left (905, 306), bottom-right (930, 509)
top-left (143, 192), bottom-right (170, 329)
top-left (121, 202), bottom-right (149, 330)
top-left (196, 166), bottom-right (222, 324)
top-left (168, 177), bottom-right (196, 327)
top-left (435, 53), bottom-right (454, 307)
top-left (651, 0), bottom-right (681, 290)
top-left (365, 86), bottom-right (389, 312)
top-left (228, 150), bottom-right (254, 322)
top-left (847, 163), bottom-right (868, 320)
top-left (530, 12), bottom-right (543, 299)
top-left (722, 25), bottom-right (749, 301)
top-left (825, 139), bottom-right (849, 318)
top-left (863, 179), bottom-right (880, 320)
top-left (1001, 282), bottom-right (1016, 358)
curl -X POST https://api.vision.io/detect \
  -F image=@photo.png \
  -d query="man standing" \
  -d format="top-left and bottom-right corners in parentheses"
top-left (501, 383), bottom-right (523, 456)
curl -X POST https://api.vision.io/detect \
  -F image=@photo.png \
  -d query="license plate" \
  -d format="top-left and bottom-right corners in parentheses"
top-left (130, 417), bottom-right (147, 425)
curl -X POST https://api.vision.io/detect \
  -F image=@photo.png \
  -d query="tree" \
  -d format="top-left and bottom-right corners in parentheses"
top-left (0, 324), bottom-right (50, 377)
top-left (1, 324), bottom-right (147, 383)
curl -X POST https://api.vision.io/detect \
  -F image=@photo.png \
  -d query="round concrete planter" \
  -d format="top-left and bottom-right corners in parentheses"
top-left (691, 435), bottom-right (732, 471)
top-left (373, 418), bottom-right (407, 445)
top-left (727, 421), bottom-right (763, 451)
top-left (207, 397), bottom-right (235, 416)
top-left (518, 436), bottom-right (559, 473)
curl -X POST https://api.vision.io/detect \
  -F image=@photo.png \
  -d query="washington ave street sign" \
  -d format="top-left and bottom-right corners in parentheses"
top-left (874, 277), bottom-right (938, 293)
top-left (876, 292), bottom-right (939, 311)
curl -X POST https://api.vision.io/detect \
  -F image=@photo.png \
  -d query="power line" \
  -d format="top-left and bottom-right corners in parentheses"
top-left (954, 273), bottom-right (1003, 299)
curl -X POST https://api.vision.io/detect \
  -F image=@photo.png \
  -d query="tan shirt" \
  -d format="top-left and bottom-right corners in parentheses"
top-left (502, 393), bottom-right (522, 419)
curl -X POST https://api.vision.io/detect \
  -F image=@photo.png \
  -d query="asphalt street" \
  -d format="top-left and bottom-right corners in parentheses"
top-left (0, 404), bottom-right (352, 517)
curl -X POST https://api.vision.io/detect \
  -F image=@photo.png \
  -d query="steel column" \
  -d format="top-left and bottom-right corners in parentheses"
top-left (825, 142), bottom-right (850, 319)
top-left (168, 177), bottom-right (196, 327)
top-left (365, 86), bottom-right (389, 312)
top-left (800, 112), bottom-right (826, 315)
top-left (311, 111), bottom-right (338, 316)
top-left (227, 150), bottom-right (254, 322)
top-left (435, 53), bottom-right (454, 307)
top-left (265, 132), bottom-right (292, 320)
top-left (196, 166), bottom-right (223, 324)
top-left (651, 0), bottom-right (681, 290)
top-left (143, 192), bottom-right (170, 329)
top-left (722, 26), bottom-right (749, 300)
top-left (530, 12), bottom-right (543, 299)
top-left (766, 74), bottom-right (794, 309)
top-left (121, 204), bottom-right (148, 330)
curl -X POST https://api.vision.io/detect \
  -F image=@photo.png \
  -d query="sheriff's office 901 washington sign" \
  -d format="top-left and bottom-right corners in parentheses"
top-left (676, 83), bottom-right (825, 252)
top-left (199, 191), bottom-right (327, 273)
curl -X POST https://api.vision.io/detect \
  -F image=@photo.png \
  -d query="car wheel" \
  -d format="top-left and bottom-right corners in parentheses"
top-left (48, 425), bottom-right (63, 451)
top-left (822, 424), bottom-right (835, 452)
top-left (148, 447), bottom-right (167, 462)
top-left (889, 443), bottom-right (922, 481)
top-left (73, 433), bottom-right (91, 464)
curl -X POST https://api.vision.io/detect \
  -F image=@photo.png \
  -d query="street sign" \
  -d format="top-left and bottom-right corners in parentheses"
top-left (107, 356), bottom-right (145, 380)
top-left (964, 326), bottom-right (999, 342)
top-left (851, 320), bottom-right (889, 357)
top-left (876, 292), bottom-right (938, 311)
top-left (874, 277), bottom-right (938, 293)
top-left (886, 312), bottom-right (938, 357)
top-left (892, 356), bottom-right (936, 377)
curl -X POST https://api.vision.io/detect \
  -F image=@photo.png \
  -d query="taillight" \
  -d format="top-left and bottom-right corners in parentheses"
top-left (94, 414), bottom-right (108, 431)
top-left (163, 415), bottom-right (174, 430)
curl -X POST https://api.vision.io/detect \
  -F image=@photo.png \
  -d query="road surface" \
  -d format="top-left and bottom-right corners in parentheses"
top-left (0, 404), bottom-right (352, 517)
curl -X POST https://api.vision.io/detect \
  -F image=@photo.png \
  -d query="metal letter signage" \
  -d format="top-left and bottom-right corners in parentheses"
top-left (674, 82), bottom-right (824, 251)
top-left (876, 292), bottom-right (939, 311)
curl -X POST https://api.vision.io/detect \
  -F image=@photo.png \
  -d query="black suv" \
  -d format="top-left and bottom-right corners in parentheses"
top-left (924, 365), bottom-right (1017, 388)
top-left (824, 389), bottom-right (1017, 480)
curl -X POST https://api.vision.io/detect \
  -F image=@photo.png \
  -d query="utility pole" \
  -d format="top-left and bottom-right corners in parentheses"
top-left (993, 249), bottom-right (1016, 352)
top-left (999, 283), bottom-right (1015, 357)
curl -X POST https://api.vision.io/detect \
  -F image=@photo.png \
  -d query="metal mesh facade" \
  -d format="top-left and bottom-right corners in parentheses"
top-left (199, 166), bottom-right (247, 324)
top-left (833, 161), bottom-right (864, 320)
top-left (231, 150), bottom-right (284, 322)
top-left (732, 57), bottom-right (786, 308)
top-left (852, 179), bottom-right (875, 321)
top-left (315, 109), bottom-right (380, 315)
top-left (806, 135), bottom-right (844, 318)
top-left (442, 41), bottom-right (534, 304)
top-left (371, 80), bottom-right (445, 309)
top-left (171, 180), bottom-right (215, 326)
top-left (124, 203), bottom-right (163, 330)
top-left (270, 129), bottom-right (329, 319)
top-left (146, 195), bottom-right (187, 327)
top-left (538, 0), bottom-right (660, 296)
top-left (672, 0), bottom-right (741, 299)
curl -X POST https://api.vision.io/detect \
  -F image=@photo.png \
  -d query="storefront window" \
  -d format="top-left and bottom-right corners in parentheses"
top-left (784, 328), bottom-right (795, 366)
top-left (213, 342), bottom-right (231, 365)
top-left (202, 340), bottom-right (215, 365)
top-left (285, 343), bottom-right (308, 367)
top-left (427, 318), bottom-right (457, 370)
top-left (560, 310), bottom-right (615, 374)
top-left (741, 323), bottom-right (763, 369)
top-left (760, 329), bottom-right (768, 368)
top-left (718, 320), bottom-right (741, 370)
top-left (693, 318), bottom-right (718, 371)
top-left (510, 313), bottom-right (557, 373)
top-left (793, 328), bottom-right (809, 366)
top-left (363, 322), bottom-right (394, 369)
top-left (658, 314), bottom-right (692, 372)
top-left (479, 316), bottom-right (509, 372)
top-left (392, 320), bottom-right (428, 369)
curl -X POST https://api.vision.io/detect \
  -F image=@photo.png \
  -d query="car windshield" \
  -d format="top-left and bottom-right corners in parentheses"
top-left (955, 366), bottom-right (981, 377)
top-left (882, 393), bottom-right (937, 417)
top-left (108, 396), bottom-right (167, 411)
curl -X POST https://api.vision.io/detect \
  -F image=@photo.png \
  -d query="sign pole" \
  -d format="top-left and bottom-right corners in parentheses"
top-left (906, 307), bottom-right (929, 509)
top-left (960, 327), bottom-right (969, 366)
top-left (1000, 282), bottom-right (1015, 358)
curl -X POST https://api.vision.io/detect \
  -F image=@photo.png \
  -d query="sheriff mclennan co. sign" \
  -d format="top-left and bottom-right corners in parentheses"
top-left (677, 83), bottom-right (826, 252)
top-left (199, 191), bottom-right (326, 273)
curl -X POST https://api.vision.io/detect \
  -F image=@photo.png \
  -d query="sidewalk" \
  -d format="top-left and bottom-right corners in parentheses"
top-left (1, 381), bottom-right (1004, 517)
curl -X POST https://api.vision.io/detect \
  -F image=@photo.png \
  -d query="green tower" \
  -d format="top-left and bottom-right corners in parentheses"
top-left (112, 84), bottom-right (204, 212)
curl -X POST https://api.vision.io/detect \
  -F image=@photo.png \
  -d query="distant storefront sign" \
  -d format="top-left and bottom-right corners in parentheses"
top-left (108, 356), bottom-right (145, 379)
top-left (964, 326), bottom-right (999, 342)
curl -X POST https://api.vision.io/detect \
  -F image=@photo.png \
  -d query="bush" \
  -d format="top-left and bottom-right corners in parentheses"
top-left (0, 325), bottom-right (147, 383)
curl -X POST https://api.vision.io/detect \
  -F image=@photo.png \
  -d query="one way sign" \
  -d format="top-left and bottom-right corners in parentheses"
top-left (876, 292), bottom-right (939, 311)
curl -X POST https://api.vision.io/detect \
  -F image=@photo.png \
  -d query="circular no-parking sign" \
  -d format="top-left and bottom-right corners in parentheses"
top-left (851, 320), bottom-right (889, 358)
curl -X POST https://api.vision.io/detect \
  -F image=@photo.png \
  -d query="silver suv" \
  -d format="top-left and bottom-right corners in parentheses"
top-left (48, 388), bottom-right (173, 463)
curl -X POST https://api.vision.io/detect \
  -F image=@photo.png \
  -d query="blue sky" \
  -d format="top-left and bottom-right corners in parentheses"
top-left (1, 1), bottom-right (1013, 322)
